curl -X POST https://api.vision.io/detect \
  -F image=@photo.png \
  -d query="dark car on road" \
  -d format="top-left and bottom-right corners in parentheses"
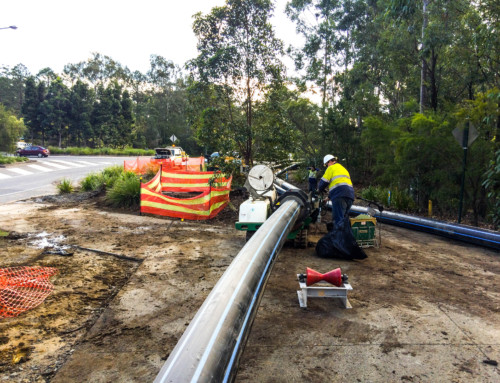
top-left (16, 145), bottom-right (50, 158)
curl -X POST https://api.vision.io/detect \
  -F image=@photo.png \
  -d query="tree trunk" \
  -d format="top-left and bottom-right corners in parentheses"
top-left (246, 76), bottom-right (252, 167)
top-left (419, 0), bottom-right (429, 114)
top-left (430, 48), bottom-right (438, 111)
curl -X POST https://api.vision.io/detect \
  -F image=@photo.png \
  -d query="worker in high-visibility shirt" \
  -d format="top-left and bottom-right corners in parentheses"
top-left (318, 154), bottom-right (355, 229)
top-left (307, 166), bottom-right (318, 192)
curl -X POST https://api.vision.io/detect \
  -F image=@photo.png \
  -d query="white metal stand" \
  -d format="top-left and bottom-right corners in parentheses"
top-left (297, 274), bottom-right (353, 309)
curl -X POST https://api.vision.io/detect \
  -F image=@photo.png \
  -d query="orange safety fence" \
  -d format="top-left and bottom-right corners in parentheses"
top-left (124, 157), bottom-right (160, 174)
top-left (124, 157), bottom-right (206, 174)
top-left (140, 167), bottom-right (232, 220)
top-left (0, 266), bottom-right (58, 318)
top-left (161, 170), bottom-right (219, 192)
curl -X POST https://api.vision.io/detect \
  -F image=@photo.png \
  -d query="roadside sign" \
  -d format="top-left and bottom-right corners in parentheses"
top-left (170, 134), bottom-right (177, 143)
top-left (452, 123), bottom-right (478, 149)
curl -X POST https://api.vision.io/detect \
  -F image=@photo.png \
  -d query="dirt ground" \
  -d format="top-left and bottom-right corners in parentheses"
top-left (0, 192), bottom-right (499, 383)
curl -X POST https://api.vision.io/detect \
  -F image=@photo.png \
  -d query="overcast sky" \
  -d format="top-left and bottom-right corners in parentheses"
top-left (1, 0), bottom-right (300, 75)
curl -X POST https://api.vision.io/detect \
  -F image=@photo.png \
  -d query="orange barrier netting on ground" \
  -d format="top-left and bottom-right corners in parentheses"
top-left (140, 167), bottom-right (232, 220)
top-left (124, 157), bottom-right (206, 174)
top-left (0, 266), bottom-right (58, 318)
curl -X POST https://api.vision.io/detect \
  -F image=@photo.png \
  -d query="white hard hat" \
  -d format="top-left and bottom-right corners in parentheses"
top-left (323, 154), bottom-right (337, 164)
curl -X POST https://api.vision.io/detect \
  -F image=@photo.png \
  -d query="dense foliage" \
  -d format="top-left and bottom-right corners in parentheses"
top-left (0, 0), bottom-right (498, 227)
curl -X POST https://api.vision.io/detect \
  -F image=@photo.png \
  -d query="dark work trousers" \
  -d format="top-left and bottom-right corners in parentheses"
top-left (331, 197), bottom-right (353, 227)
top-left (308, 178), bottom-right (317, 192)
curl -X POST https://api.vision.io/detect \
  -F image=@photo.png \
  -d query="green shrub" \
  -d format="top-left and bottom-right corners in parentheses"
top-left (106, 173), bottom-right (141, 208)
top-left (291, 167), bottom-right (309, 183)
top-left (80, 165), bottom-right (128, 191)
top-left (361, 185), bottom-right (384, 204)
top-left (80, 173), bottom-right (105, 191)
top-left (390, 188), bottom-right (417, 212)
top-left (360, 185), bottom-right (416, 212)
top-left (0, 155), bottom-right (29, 165)
top-left (57, 178), bottom-right (74, 194)
top-left (101, 165), bottom-right (126, 188)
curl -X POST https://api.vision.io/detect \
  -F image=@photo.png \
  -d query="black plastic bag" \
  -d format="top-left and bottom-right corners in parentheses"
top-left (315, 218), bottom-right (367, 260)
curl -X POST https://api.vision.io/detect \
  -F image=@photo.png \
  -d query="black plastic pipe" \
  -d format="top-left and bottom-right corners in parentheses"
top-left (153, 199), bottom-right (303, 383)
top-left (350, 205), bottom-right (500, 251)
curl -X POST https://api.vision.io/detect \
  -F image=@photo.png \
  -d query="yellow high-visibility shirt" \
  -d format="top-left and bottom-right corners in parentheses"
top-left (321, 163), bottom-right (353, 192)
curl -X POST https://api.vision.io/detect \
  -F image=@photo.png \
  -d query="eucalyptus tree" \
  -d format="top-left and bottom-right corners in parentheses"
top-left (476, 0), bottom-right (500, 90)
top-left (386, 0), bottom-right (482, 112)
top-left (287, 99), bottom-right (321, 160)
top-left (39, 77), bottom-right (71, 148)
top-left (145, 55), bottom-right (189, 148)
top-left (90, 81), bottom-right (134, 148)
top-left (21, 77), bottom-right (46, 143)
top-left (68, 80), bottom-right (95, 146)
top-left (285, 0), bottom-right (374, 161)
top-left (186, 78), bottom-right (242, 156)
top-left (91, 84), bottom-right (113, 147)
top-left (127, 70), bottom-right (149, 148)
top-left (252, 69), bottom-right (303, 163)
top-left (285, 1), bottom-right (343, 118)
top-left (63, 53), bottom-right (130, 90)
top-left (119, 88), bottom-right (135, 147)
top-left (36, 68), bottom-right (58, 88)
top-left (0, 64), bottom-right (30, 115)
top-left (189, 0), bottom-right (285, 165)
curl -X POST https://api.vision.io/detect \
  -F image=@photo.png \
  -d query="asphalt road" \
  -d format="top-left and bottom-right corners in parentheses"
top-left (0, 156), bottom-right (139, 204)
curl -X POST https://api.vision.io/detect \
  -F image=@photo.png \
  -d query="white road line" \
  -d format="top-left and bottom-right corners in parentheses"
top-left (27, 164), bottom-right (53, 172)
top-left (46, 159), bottom-right (85, 168)
top-left (74, 160), bottom-right (98, 166)
top-left (43, 161), bottom-right (70, 169)
top-left (0, 173), bottom-right (12, 179)
top-left (7, 168), bottom-right (33, 176)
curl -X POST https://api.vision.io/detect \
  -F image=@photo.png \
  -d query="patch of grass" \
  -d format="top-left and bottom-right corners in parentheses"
top-left (0, 155), bottom-right (28, 165)
top-left (80, 165), bottom-right (126, 191)
top-left (391, 188), bottom-right (417, 212)
top-left (80, 173), bottom-right (105, 192)
top-left (360, 185), bottom-right (416, 212)
top-left (57, 178), bottom-right (74, 194)
top-left (361, 185), bottom-right (387, 205)
top-left (105, 172), bottom-right (141, 208)
top-left (80, 165), bottom-right (141, 208)
top-left (0, 230), bottom-right (9, 237)
top-left (101, 165), bottom-right (126, 189)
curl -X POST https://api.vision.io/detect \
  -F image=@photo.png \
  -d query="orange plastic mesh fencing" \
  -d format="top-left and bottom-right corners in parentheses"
top-left (123, 158), bottom-right (160, 174)
top-left (160, 157), bottom-right (206, 172)
top-left (124, 157), bottom-right (206, 174)
top-left (140, 167), bottom-right (232, 220)
top-left (0, 266), bottom-right (58, 318)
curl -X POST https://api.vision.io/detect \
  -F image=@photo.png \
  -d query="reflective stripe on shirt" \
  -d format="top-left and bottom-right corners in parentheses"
top-left (329, 182), bottom-right (352, 191)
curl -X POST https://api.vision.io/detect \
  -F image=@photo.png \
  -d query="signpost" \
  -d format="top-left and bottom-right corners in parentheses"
top-left (452, 121), bottom-right (478, 223)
